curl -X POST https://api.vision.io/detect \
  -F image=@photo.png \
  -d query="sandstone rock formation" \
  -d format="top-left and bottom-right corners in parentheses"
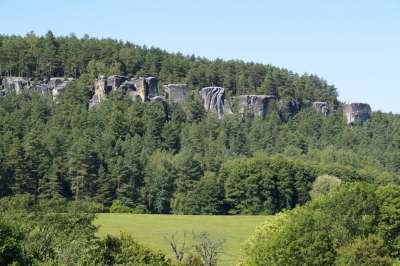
top-left (89, 76), bottom-right (108, 108)
top-left (0, 76), bottom-right (73, 99)
top-left (312, 101), bottom-right (329, 115)
top-left (146, 77), bottom-right (158, 98)
top-left (234, 95), bottom-right (275, 118)
top-left (163, 84), bottom-right (189, 103)
top-left (47, 77), bottom-right (73, 100)
top-left (278, 99), bottom-right (301, 115)
top-left (134, 78), bottom-right (148, 102)
top-left (89, 75), bottom-right (159, 108)
top-left (343, 103), bottom-right (371, 124)
top-left (1, 77), bottom-right (29, 95)
top-left (201, 87), bottom-right (232, 119)
top-left (107, 75), bottom-right (126, 91)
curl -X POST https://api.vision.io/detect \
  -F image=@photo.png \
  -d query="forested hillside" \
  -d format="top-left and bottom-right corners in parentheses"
top-left (0, 31), bottom-right (337, 105)
top-left (0, 32), bottom-right (399, 215)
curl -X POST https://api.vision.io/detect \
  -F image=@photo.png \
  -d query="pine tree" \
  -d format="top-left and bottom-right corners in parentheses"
top-left (161, 121), bottom-right (180, 153)
top-left (67, 136), bottom-right (96, 200)
top-left (22, 127), bottom-right (50, 200)
top-left (94, 165), bottom-right (114, 207)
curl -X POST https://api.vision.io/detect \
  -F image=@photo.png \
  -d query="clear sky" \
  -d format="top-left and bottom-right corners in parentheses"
top-left (1, 0), bottom-right (399, 113)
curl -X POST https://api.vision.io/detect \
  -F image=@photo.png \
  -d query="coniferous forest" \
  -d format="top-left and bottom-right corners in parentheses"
top-left (1, 32), bottom-right (400, 265)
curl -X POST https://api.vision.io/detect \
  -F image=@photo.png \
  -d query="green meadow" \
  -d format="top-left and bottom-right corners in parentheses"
top-left (95, 214), bottom-right (270, 265)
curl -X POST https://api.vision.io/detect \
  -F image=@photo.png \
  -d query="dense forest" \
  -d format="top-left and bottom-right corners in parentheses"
top-left (1, 31), bottom-right (400, 265)
top-left (0, 31), bottom-right (399, 215)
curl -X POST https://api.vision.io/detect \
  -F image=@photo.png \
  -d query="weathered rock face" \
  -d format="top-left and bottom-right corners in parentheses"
top-left (146, 77), bottom-right (158, 97)
top-left (163, 84), bottom-right (189, 103)
top-left (312, 101), bottom-right (329, 115)
top-left (89, 75), bottom-right (159, 107)
top-left (134, 78), bottom-right (148, 102)
top-left (89, 77), bottom-right (108, 108)
top-left (107, 75), bottom-right (126, 91)
top-left (0, 77), bottom-right (73, 99)
top-left (234, 95), bottom-right (275, 118)
top-left (201, 87), bottom-right (232, 119)
top-left (47, 77), bottom-right (73, 100)
top-left (1, 77), bottom-right (29, 94)
top-left (343, 103), bottom-right (371, 124)
top-left (278, 99), bottom-right (301, 115)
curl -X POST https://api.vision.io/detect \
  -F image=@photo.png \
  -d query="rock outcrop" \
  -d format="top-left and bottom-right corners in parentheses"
top-left (201, 87), bottom-right (232, 119)
top-left (234, 95), bottom-right (275, 118)
top-left (47, 77), bottom-right (74, 100)
top-left (146, 77), bottom-right (158, 98)
top-left (107, 75), bottom-right (126, 91)
top-left (133, 78), bottom-right (148, 102)
top-left (278, 99), bottom-right (301, 115)
top-left (343, 103), bottom-right (371, 124)
top-left (312, 101), bottom-right (329, 115)
top-left (163, 84), bottom-right (189, 103)
top-left (89, 76), bottom-right (108, 108)
top-left (1, 77), bottom-right (29, 95)
top-left (0, 76), bottom-right (73, 99)
top-left (89, 75), bottom-right (159, 108)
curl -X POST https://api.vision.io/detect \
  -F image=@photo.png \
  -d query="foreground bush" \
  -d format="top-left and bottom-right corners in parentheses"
top-left (0, 196), bottom-right (171, 265)
top-left (243, 183), bottom-right (400, 265)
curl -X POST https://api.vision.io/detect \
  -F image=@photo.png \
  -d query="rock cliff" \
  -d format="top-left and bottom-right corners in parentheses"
top-left (47, 77), bottom-right (74, 100)
top-left (1, 77), bottom-right (29, 95)
top-left (343, 103), bottom-right (371, 124)
top-left (0, 76), bottom-right (73, 99)
top-left (234, 95), bottom-right (275, 118)
top-left (146, 77), bottom-right (158, 98)
top-left (89, 75), bottom-right (159, 108)
top-left (163, 84), bottom-right (189, 103)
top-left (312, 101), bottom-right (329, 115)
top-left (133, 78), bottom-right (148, 102)
top-left (201, 87), bottom-right (232, 119)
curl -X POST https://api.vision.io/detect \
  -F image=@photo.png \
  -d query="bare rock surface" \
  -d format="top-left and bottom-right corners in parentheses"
top-left (163, 84), bottom-right (189, 103)
top-left (312, 101), bottom-right (329, 115)
top-left (201, 87), bottom-right (232, 119)
top-left (235, 95), bottom-right (275, 118)
top-left (344, 103), bottom-right (371, 124)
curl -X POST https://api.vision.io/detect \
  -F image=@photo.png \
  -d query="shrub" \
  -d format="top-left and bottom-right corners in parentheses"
top-left (109, 200), bottom-right (133, 213)
top-left (310, 174), bottom-right (341, 199)
top-left (0, 221), bottom-right (25, 265)
top-left (243, 183), bottom-right (400, 266)
top-left (335, 235), bottom-right (393, 266)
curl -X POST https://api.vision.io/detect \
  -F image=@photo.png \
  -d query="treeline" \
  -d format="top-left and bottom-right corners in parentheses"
top-left (0, 31), bottom-right (337, 107)
top-left (0, 77), bottom-right (399, 214)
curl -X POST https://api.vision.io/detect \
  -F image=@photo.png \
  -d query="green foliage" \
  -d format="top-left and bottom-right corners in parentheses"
top-left (335, 235), bottom-right (394, 266)
top-left (0, 196), bottom-right (172, 265)
top-left (0, 32), bottom-right (400, 217)
top-left (243, 183), bottom-right (400, 265)
top-left (310, 174), bottom-right (341, 199)
top-left (0, 221), bottom-right (25, 265)
top-left (109, 200), bottom-right (133, 213)
top-left (107, 233), bottom-right (172, 266)
top-left (221, 154), bottom-right (316, 214)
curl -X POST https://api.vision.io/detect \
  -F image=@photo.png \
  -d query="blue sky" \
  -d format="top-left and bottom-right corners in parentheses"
top-left (1, 0), bottom-right (399, 113)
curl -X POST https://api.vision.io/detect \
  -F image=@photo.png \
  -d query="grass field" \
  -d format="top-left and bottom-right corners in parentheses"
top-left (94, 214), bottom-right (270, 265)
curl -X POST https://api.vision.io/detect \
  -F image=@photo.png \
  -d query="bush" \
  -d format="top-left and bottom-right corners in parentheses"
top-left (243, 183), bottom-right (400, 266)
top-left (110, 233), bottom-right (172, 265)
top-left (310, 174), bottom-right (341, 199)
top-left (67, 200), bottom-right (105, 213)
top-left (109, 200), bottom-right (133, 213)
top-left (335, 235), bottom-right (393, 266)
top-left (0, 221), bottom-right (25, 265)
